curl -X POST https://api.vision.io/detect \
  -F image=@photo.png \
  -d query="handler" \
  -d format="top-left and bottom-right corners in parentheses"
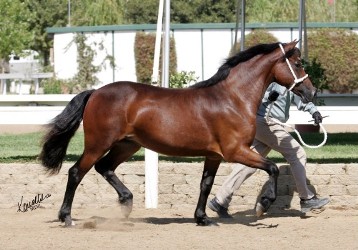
top-left (208, 82), bottom-right (330, 218)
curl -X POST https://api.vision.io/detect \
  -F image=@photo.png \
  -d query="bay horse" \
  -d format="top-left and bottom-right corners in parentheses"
top-left (39, 40), bottom-right (316, 226)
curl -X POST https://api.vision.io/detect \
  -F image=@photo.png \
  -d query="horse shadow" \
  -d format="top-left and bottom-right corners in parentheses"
top-left (128, 164), bottom-right (317, 227)
top-left (47, 166), bottom-right (318, 228)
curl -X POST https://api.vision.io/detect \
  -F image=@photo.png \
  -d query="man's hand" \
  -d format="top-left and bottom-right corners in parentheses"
top-left (268, 91), bottom-right (280, 102)
top-left (312, 111), bottom-right (323, 125)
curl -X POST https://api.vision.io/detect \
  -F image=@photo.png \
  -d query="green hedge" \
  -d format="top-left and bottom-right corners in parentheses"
top-left (307, 28), bottom-right (358, 93)
top-left (231, 29), bottom-right (358, 93)
top-left (230, 29), bottom-right (279, 56)
top-left (134, 32), bottom-right (177, 84)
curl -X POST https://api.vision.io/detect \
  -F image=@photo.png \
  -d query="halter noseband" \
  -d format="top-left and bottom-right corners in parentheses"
top-left (279, 43), bottom-right (308, 91)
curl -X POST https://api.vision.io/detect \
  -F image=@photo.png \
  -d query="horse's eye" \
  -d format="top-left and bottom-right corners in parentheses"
top-left (295, 62), bottom-right (302, 68)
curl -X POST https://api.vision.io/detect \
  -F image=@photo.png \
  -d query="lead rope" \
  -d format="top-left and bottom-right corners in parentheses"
top-left (264, 44), bottom-right (328, 149)
top-left (266, 106), bottom-right (327, 149)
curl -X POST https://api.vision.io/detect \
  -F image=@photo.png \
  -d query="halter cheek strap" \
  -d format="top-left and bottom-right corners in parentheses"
top-left (264, 44), bottom-right (327, 149)
top-left (278, 43), bottom-right (308, 91)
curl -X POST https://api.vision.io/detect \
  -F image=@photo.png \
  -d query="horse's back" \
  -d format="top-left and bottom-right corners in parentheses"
top-left (81, 81), bottom-right (222, 156)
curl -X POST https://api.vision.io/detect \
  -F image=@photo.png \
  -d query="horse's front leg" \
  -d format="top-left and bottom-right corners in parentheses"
top-left (195, 157), bottom-right (221, 226)
top-left (227, 148), bottom-right (279, 216)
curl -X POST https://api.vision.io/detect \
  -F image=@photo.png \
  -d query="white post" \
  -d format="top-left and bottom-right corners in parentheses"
top-left (145, 0), bottom-right (164, 209)
top-left (162, 0), bottom-right (170, 88)
top-left (1, 79), bottom-right (6, 95)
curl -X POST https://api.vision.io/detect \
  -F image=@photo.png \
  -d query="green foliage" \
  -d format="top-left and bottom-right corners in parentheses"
top-left (41, 77), bottom-right (72, 94)
top-left (123, 0), bottom-right (357, 24)
top-left (24, 0), bottom-right (68, 66)
top-left (305, 0), bottom-right (358, 22)
top-left (246, 0), bottom-right (358, 22)
top-left (1, 132), bottom-right (357, 163)
top-left (58, 34), bottom-right (115, 93)
top-left (134, 32), bottom-right (177, 84)
top-left (71, 0), bottom-right (124, 26)
top-left (42, 78), bottom-right (62, 94)
top-left (307, 28), bottom-right (358, 93)
top-left (266, 132), bottom-right (358, 164)
top-left (244, 30), bottom-right (279, 48)
top-left (122, 0), bottom-right (160, 24)
top-left (71, 34), bottom-right (100, 92)
top-left (172, 0), bottom-right (237, 23)
top-left (169, 71), bottom-right (198, 88)
top-left (302, 58), bottom-right (327, 92)
top-left (123, 0), bottom-right (237, 24)
top-left (0, 0), bottom-right (33, 71)
top-left (231, 29), bottom-right (358, 94)
top-left (230, 30), bottom-right (279, 55)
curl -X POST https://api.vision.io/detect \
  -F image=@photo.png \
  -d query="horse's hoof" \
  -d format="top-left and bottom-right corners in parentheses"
top-left (59, 211), bottom-right (75, 227)
top-left (64, 217), bottom-right (75, 227)
top-left (256, 198), bottom-right (272, 217)
top-left (120, 199), bottom-right (133, 218)
top-left (196, 217), bottom-right (219, 226)
top-left (207, 221), bottom-right (219, 227)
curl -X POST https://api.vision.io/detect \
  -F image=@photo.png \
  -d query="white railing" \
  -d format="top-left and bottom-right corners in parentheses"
top-left (0, 73), bottom-right (53, 95)
top-left (0, 95), bottom-right (357, 127)
top-left (0, 94), bottom-right (74, 124)
top-left (287, 106), bottom-right (358, 125)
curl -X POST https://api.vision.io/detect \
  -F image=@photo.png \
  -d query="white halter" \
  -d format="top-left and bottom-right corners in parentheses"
top-left (265, 44), bottom-right (327, 149)
top-left (278, 43), bottom-right (309, 92)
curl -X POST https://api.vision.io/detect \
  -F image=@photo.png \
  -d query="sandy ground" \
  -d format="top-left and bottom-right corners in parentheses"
top-left (1, 205), bottom-right (357, 250)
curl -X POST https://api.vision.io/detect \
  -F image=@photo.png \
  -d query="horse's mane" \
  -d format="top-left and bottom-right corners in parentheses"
top-left (190, 42), bottom-right (283, 89)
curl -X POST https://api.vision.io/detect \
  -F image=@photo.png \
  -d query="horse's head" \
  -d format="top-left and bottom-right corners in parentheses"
top-left (272, 40), bottom-right (316, 103)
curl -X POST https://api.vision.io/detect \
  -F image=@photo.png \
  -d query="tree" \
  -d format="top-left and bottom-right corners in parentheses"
top-left (123, 0), bottom-right (358, 24)
top-left (246, 0), bottom-right (358, 22)
top-left (25, 0), bottom-right (68, 67)
top-left (123, 0), bottom-right (237, 24)
top-left (0, 0), bottom-right (33, 72)
top-left (71, 0), bottom-right (125, 26)
top-left (122, 0), bottom-right (159, 24)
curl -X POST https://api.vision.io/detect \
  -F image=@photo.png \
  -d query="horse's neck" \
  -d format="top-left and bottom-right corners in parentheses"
top-left (225, 56), bottom-right (274, 111)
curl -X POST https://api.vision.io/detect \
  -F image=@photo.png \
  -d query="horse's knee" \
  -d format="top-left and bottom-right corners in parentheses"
top-left (266, 163), bottom-right (279, 178)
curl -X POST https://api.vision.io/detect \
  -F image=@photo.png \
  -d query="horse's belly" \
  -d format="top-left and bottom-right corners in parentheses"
top-left (132, 133), bottom-right (217, 157)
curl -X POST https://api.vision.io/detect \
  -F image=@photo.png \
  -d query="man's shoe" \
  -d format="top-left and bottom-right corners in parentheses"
top-left (207, 198), bottom-right (233, 218)
top-left (300, 196), bottom-right (330, 213)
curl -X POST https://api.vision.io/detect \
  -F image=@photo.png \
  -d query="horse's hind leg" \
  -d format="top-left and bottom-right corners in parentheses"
top-left (59, 149), bottom-right (104, 226)
top-left (94, 140), bottom-right (141, 218)
top-left (195, 156), bottom-right (221, 226)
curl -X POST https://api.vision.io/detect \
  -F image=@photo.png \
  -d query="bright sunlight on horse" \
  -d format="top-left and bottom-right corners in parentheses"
top-left (39, 40), bottom-right (316, 226)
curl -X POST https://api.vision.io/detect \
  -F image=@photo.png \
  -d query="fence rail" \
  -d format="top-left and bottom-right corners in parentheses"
top-left (0, 94), bottom-right (357, 127)
top-left (0, 73), bottom-right (53, 95)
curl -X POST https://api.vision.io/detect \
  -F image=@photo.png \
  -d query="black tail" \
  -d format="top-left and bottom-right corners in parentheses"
top-left (39, 89), bottom-right (95, 175)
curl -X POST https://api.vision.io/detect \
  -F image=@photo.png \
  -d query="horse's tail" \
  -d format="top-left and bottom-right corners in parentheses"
top-left (39, 89), bottom-right (95, 175)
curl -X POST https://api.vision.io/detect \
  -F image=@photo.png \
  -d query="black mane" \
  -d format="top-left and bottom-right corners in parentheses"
top-left (190, 42), bottom-right (283, 89)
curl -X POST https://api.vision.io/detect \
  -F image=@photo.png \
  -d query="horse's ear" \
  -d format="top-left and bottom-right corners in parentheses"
top-left (293, 39), bottom-right (299, 46)
top-left (287, 40), bottom-right (299, 49)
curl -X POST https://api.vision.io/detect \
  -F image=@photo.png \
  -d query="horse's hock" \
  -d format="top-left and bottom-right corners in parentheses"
top-left (1, 162), bottom-right (357, 212)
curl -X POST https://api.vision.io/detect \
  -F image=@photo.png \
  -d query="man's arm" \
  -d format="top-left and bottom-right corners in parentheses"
top-left (293, 94), bottom-right (323, 125)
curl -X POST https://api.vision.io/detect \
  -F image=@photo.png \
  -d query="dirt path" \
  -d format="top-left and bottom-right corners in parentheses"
top-left (1, 206), bottom-right (357, 250)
